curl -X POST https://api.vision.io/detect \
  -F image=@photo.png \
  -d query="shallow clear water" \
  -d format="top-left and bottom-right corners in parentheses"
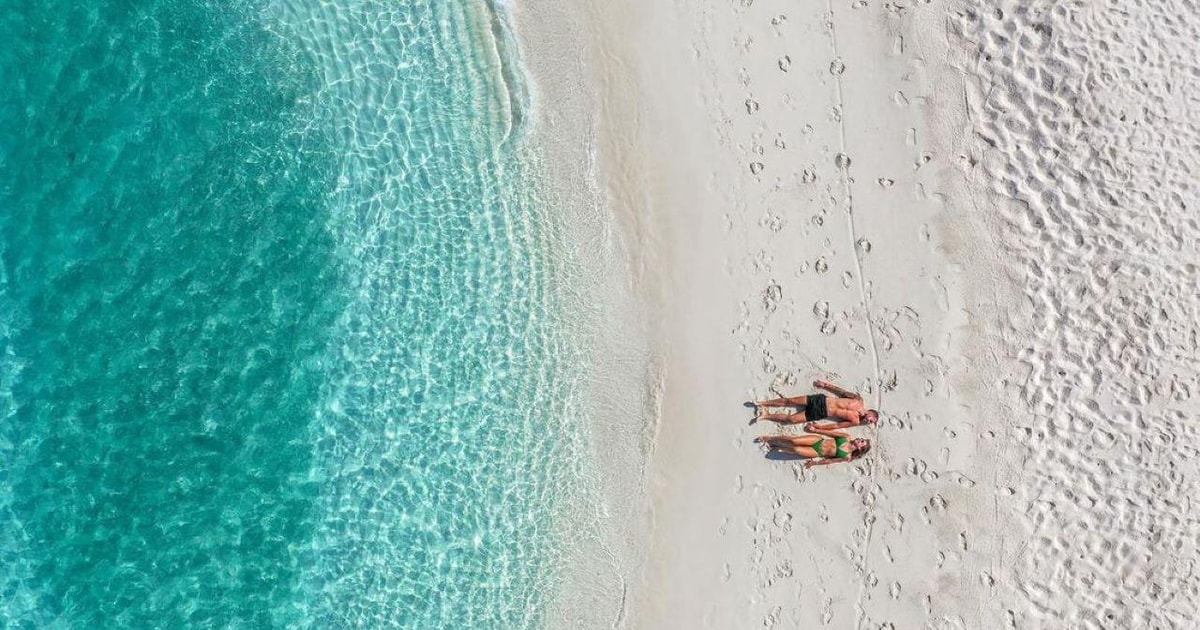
top-left (1, 1), bottom-right (579, 627)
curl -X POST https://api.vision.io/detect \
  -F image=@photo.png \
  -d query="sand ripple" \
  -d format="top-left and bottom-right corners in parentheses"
top-left (955, 0), bottom-right (1200, 626)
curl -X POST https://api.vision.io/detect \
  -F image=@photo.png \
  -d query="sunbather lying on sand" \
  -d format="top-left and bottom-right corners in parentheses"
top-left (754, 424), bottom-right (871, 468)
top-left (751, 379), bottom-right (879, 428)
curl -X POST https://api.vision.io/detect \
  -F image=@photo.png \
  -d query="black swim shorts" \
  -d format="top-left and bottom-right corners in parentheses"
top-left (804, 394), bottom-right (828, 422)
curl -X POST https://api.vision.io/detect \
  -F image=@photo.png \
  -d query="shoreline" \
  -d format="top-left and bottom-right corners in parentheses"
top-left (506, 1), bottom-right (660, 627)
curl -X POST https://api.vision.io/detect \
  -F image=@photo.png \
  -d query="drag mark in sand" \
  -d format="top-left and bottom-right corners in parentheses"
top-left (822, 3), bottom-right (883, 410)
top-left (822, 4), bottom-right (884, 630)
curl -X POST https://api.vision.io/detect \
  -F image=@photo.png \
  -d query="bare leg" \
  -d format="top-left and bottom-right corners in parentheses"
top-left (755, 434), bottom-right (820, 448)
top-left (754, 395), bottom-right (807, 408)
top-left (758, 412), bottom-right (806, 424)
top-left (754, 435), bottom-right (822, 459)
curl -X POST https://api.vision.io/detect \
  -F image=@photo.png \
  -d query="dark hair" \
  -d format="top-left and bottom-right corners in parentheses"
top-left (850, 441), bottom-right (872, 461)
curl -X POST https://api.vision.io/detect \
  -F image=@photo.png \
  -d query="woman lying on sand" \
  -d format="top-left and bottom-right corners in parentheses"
top-left (751, 379), bottom-right (879, 427)
top-left (755, 424), bottom-right (871, 468)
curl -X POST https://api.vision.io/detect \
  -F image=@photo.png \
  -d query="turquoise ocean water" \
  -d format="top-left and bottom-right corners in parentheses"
top-left (1, 0), bottom-right (584, 627)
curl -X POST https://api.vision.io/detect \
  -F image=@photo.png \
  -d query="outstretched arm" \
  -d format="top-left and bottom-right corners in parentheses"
top-left (803, 423), bottom-right (850, 437)
top-left (804, 458), bottom-right (843, 468)
top-left (813, 379), bottom-right (860, 399)
top-left (808, 419), bottom-right (854, 430)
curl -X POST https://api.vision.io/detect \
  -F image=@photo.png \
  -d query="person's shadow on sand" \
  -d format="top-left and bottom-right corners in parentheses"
top-left (747, 402), bottom-right (803, 459)
top-left (742, 401), bottom-right (759, 425)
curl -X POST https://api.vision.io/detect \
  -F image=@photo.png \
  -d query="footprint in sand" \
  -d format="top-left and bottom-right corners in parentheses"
top-left (763, 284), bottom-right (782, 312)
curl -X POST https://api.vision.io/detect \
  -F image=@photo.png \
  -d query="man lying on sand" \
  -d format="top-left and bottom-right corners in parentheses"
top-left (750, 379), bottom-right (879, 427)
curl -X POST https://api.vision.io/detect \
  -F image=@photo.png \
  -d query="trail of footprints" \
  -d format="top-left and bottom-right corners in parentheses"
top-left (704, 0), bottom-right (1025, 627)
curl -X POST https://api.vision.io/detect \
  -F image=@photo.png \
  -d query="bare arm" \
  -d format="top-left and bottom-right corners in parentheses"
top-left (804, 458), bottom-right (845, 468)
top-left (803, 423), bottom-right (850, 437)
top-left (808, 419), bottom-right (855, 430)
top-left (813, 379), bottom-right (860, 400)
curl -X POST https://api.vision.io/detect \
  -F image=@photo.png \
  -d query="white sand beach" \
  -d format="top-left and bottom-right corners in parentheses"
top-left (515, 0), bottom-right (1200, 627)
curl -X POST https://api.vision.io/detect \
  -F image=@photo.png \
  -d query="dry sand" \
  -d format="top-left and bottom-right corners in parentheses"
top-left (513, 0), bottom-right (1200, 627)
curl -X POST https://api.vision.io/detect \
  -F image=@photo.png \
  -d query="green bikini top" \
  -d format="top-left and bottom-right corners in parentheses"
top-left (815, 436), bottom-right (851, 459)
